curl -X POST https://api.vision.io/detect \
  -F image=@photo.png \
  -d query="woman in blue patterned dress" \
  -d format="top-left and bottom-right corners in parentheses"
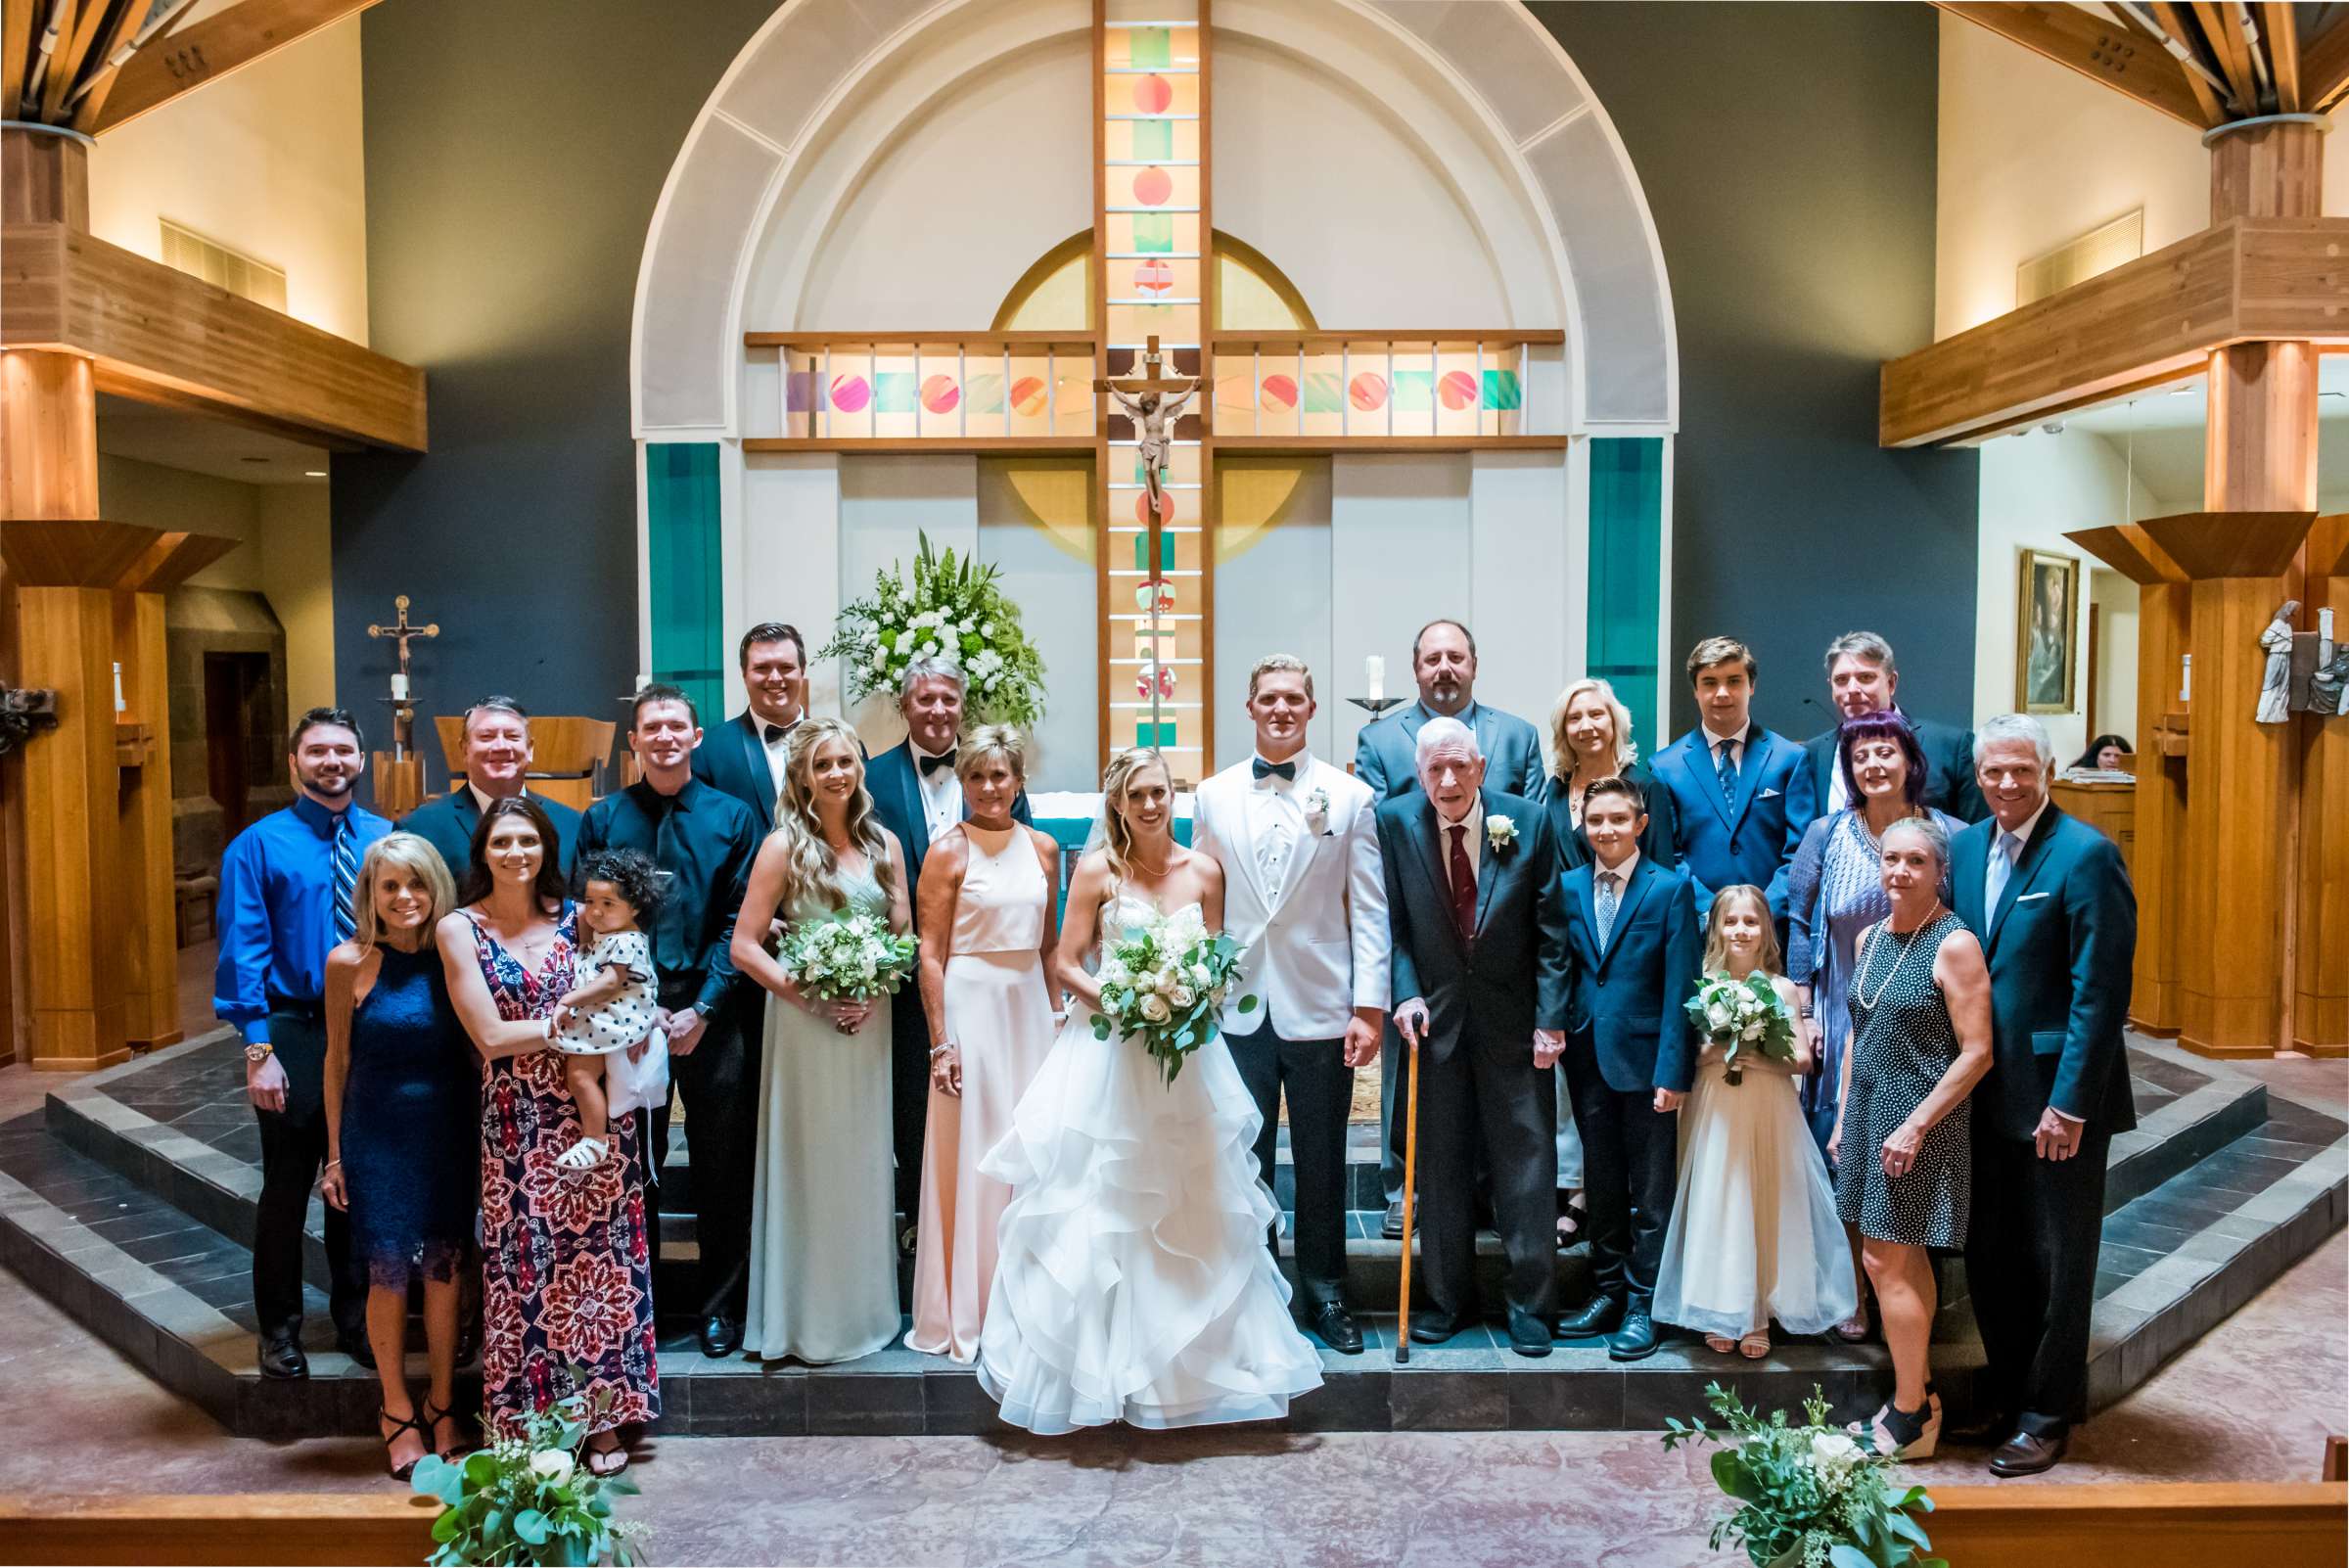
top-left (1786, 711), bottom-right (1960, 1340)
top-left (438, 796), bottom-right (658, 1476)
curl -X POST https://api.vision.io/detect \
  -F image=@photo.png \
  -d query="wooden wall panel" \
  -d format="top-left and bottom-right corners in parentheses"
top-left (2297, 515), bottom-right (2348, 1053)
top-left (112, 591), bottom-right (177, 1047)
top-left (2132, 582), bottom-right (2190, 1034)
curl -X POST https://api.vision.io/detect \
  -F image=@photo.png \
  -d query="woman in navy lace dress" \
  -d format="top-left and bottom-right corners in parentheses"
top-left (438, 797), bottom-right (658, 1476)
top-left (324, 833), bottom-right (476, 1479)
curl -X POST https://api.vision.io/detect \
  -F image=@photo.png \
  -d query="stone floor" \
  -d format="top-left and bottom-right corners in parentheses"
top-left (0, 1050), bottom-right (2341, 1566)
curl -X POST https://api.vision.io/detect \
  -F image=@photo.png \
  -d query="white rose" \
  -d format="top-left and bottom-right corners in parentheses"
top-left (530, 1449), bottom-right (576, 1485)
top-left (1810, 1431), bottom-right (1862, 1467)
top-left (1741, 1021), bottom-right (1763, 1041)
top-left (1706, 1003), bottom-right (1731, 1031)
top-left (1140, 993), bottom-right (1172, 1023)
top-left (1168, 985), bottom-right (1196, 1009)
top-left (1190, 963), bottom-right (1212, 987)
top-left (1153, 969), bottom-right (1177, 996)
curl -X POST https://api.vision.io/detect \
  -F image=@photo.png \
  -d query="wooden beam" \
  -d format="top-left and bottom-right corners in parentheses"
top-left (63, 0), bottom-right (152, 132)
top-left (1210, 329), bottom-right (1566, 349)
top-left (2148, 1), bottom-right (2230, 123)
top-left (742, 330), bottom-right (1095, 350)
top-left (1879, 217), bottom-right (2349, 447)
top-left (1213, 434), bottom-right (1571, 454)
top-left (2301, 12), bottom-right (2349, 111)
top-left (2262, 2), bottom-right (2300, 110)
top-left (1, 221), bottom-right (427, 450)
top-left (741, 436), bottom-right (1097, 454)
top-left (39, 0), bottom-right (109, 122)
top-left (1924, 1482), bottom-right (2349, 1567)
top-left (0, 1494), bottom-right (442, 1566)
top-left (3, 0), bottom-right (35, 118)
top-left (2189, 1), bottom-right (2258, 110)
top-left (88, 0), bottom-right (379, 134)
top-left (1937, 2), bottom-right (2213, 127)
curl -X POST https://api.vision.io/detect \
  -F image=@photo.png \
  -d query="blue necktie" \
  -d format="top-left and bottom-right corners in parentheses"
top-left (1595, 870), bottom-right (1621, 950)
top-left (1714, 739), bottom-right (1737, 803)
top-left (1986, 829), bottom-right (2020, 915)
top-left (330, 813), bottom-right (358, 945)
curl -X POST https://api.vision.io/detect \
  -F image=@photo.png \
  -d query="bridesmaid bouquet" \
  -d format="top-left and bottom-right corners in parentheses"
top-left (780, 911), bottom-right (919, 1001)
top-left (1090, 904), bottom-right (1258, 1084)
top-left (1683, 971), bottom-right (1796, 1086)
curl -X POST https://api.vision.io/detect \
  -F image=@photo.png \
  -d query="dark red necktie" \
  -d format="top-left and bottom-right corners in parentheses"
top-left (1447, 821), bottom-right (1476, 944)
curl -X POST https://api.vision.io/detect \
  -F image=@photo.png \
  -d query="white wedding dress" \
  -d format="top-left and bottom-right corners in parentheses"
top-left (974, 894), bottom-right (1324, 1434)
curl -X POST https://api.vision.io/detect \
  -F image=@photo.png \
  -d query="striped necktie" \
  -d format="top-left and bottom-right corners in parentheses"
top-left (330, 812), bottom-right (358, 945)
top-left (1596, 869), bottom-right (1621, 949)
top-left (1714, 738), bottom-right (1737, 803)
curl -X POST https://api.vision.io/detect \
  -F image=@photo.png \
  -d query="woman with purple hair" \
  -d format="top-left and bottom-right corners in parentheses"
top-left (1786, 711), bottom-right (1960, 1341)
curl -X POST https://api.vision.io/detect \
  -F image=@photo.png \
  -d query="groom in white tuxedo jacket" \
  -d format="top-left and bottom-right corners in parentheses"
top-left (1193, 656), bottom-right (1389, 1355)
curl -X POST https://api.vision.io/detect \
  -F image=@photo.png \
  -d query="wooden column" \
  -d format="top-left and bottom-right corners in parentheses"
top-left (2299, 515), bottom-right (2349, 1055)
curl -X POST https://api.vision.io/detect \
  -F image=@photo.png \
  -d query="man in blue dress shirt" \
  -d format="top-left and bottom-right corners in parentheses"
top-left (214, 707), bottom-right (392, 1379)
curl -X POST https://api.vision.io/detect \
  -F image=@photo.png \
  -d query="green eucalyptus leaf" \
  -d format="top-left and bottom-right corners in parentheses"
top-left (514, 1507), bottom-right (550, 1546)
top-left (1828, 1546), bottom-right (1876, 1568)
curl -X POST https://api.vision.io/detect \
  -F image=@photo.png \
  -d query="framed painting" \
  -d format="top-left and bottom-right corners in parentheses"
top-left (2016, 549), bottom-right (2078, 715)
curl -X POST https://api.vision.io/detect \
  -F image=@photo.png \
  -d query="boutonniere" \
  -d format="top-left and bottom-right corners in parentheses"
top-left (1304, 786), bottom-right (1330, 826)
top-left (1485, 814), bottom-right (1519, 853)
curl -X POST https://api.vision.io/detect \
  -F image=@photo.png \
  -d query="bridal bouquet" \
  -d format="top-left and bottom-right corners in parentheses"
top-left (413, 1389), bottom-right (646, 1566)
top-left (780, 910), bottom-right (919, 1001)
top-left (817, 530), bottom-right (1048, 726)
top-left (1683, 970), bottom-right (1797, 1086)
top-left (1090, 904), bottom-right (1257, 1084)
top-left (1662, 1383), bottom-right (1942, 1568)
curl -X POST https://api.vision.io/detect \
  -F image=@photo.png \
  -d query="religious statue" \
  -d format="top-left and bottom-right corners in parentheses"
top-left (2255, 599), bottom-right (2300, 725)
top-left (0, 684), bottom-right (58, 759)
top-left (1106, 377), bottom-right (1198, 521)
top-left (2310, 644), bottom-right (2349, 718)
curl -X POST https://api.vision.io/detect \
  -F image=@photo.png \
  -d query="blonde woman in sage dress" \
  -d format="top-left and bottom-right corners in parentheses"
top-left (731, 719), bottom-right (912, 1364)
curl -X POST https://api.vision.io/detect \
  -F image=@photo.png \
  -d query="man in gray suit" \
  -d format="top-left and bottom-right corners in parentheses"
top-left (1355, 619), bottom-right (1546, 1236)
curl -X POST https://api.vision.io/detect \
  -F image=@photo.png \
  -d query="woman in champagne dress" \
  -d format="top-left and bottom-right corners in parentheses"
top-left (906, 727), bottom-right (1062, 1360)
top-left (732, 719), bottom-right (912, 1364)
top-left (976, 748), bottom-right (1323, 1434)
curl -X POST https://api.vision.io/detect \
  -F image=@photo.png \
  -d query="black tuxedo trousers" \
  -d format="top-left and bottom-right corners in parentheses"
top-left (1414, 1026), bottom-right (1557, 1323)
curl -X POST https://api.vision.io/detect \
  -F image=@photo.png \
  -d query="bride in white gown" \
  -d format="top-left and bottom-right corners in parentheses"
top-left (976, 748), bottom-right (1323, 1434)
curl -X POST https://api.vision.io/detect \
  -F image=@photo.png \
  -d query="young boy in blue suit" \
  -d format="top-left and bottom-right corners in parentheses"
top-left (1557, 775), bottom-right (1701, 1361)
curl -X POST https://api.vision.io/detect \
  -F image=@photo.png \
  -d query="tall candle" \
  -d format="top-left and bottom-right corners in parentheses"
top-left (2323, 607), bottom-right (2336, 645)
top-left (112, 663), bottom-right (124, 715)
top-left (391, 672), bottom-right (409, 701)
top-left (1366, 655), bottom-right (1384, 704)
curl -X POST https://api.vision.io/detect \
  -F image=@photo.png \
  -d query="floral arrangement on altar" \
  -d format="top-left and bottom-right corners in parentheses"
top-left (412, 1390), bottom-right (645, 1565)
top-left (1662, 1384), bottom-right (1941, 1568)
top-left (818, 530), bottom-right (1047, 726)
top-left (779, 910), bottom-right (919, 1001)
top-left (1684, 971), bottom-right (1798, 1085)
top-left (1091, 903), bottom-right (1256, 1084)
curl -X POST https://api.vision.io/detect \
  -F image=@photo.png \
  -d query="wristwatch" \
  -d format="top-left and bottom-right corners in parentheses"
top-left (244, 1042), bottom-right (274, 1064)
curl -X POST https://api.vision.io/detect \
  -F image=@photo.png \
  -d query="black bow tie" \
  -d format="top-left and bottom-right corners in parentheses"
top-left (762, 721), bottom-right (796, 745)
top-left (920, 750), bottom-right (958, 776)
top-left (1252, 758), bottom-right (1296, 782)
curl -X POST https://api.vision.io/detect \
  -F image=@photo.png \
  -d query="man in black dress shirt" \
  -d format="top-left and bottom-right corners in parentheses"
top-left (692, 623), bottom-right (807, 827)
top-left (1803, 631), bottom-right (1984, 821)
top-left (575, 685), bottom-right (764, 1358)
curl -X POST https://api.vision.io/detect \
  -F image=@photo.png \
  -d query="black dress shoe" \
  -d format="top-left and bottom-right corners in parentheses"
top-left (1608, 1307), bottom-right (1660, 1361)
top-left (338, 1330), bottom-right (377, 1371)
top-left (1381, 1200), bottom-right (1405, 1241)
top-left (1406, 1314), bottom-right (1460, 1346)
top-left (1987, 1429), bottom-right (2068, 1477)
top-left (700, 1314), bottom-right (743, 1359)
top-left (1506, 1308), bottom-right (1552, 1359)
top-left (1306, 1302), bottom-right (1363, 1355)
top-left (1556, 1294), bottom-right (1624, 1339)
top-left (257, 1332), bottom-right (309, 1380)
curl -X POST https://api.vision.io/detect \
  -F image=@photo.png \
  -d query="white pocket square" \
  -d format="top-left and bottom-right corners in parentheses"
top-left (1760, 787), bottom-right (1781, 800)
top-left (2016, 892), bottom-right (2050, 902)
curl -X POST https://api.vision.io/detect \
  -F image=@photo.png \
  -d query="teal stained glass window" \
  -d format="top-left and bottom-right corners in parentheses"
top-left (646, 441), bottom-right (724, 723)
top-left (1588, 438), bottom-right (1664, 756)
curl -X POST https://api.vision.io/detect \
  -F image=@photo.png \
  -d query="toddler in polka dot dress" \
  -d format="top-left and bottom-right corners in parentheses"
top-left (550, 849), bottom-right (664, 1171)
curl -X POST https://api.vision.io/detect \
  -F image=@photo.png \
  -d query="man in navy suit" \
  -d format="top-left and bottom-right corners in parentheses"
top-left (1378, 715), bottom-right (1571, 1357)
top-left (398, 696), bottom-right (581, 881)
top-left (1355, 619), bottom-right (1545, 1237)
top-left (1802, 630), bottom-right (1985, 822)
top-left (863, 657), bottom-right (1032, 1252)
top-left (1950, 714), bottom-right (2136, 1477)
top-left (1649, 636), bottom-right (1816, 921)
top-left (1555, 775), bottom-right (1700, 1361)
top-left (690, 622), bottom-right (807, 827)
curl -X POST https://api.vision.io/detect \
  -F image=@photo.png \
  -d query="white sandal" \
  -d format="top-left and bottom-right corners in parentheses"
top-left (555, 1136), bottom-right (609, 1172)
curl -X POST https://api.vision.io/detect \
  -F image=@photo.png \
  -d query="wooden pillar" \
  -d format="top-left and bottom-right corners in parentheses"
top-left (2132, 580), bottom-right (2190, 1034)
top-left (113, 591), bottom-right (178, 1047)
top-left (2299, 516), bottom-right (2349, 1055)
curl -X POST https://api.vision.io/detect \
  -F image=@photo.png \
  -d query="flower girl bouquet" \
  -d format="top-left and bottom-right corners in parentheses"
top-left (779, 910), bottom-right (919, 1001)
top-left (1683, 970), bottom-right (1797, 1086)
top-left (1089, 903), bottom-right (1257, 1084)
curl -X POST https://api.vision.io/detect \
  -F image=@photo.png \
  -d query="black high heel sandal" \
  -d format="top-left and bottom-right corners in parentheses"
top-left (421, 1399), bottom-right (471, 1461)
top-left (378, 1407), bottom-right (429, 1481)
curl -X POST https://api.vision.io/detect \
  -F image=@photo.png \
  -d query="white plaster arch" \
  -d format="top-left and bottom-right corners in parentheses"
top-left (629, 0), bottom-right (1678, 439)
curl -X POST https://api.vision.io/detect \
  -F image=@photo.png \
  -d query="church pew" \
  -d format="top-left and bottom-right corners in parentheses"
top-left (1923, 1481), bottom-right (2347, 1567)
top-left (0, 1494), bottom-right (440, 1565)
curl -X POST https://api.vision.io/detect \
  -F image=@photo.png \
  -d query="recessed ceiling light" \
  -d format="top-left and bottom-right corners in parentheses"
top-left (304, 470), bottom-right (327, 477)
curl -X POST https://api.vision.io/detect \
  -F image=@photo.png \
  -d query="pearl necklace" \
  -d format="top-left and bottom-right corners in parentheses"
top-left (1853, 904), bottom-right (1941, 1012)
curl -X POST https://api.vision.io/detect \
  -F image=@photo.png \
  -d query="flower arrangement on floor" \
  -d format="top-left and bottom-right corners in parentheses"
top-left (1091, 902), bottom-right (1256, 1084)
top-left (412, 1391), bottom-right (645, 1566)
top-left (818, 530), bottom-right (1047, 726)
top-left (1662, 1383), bottom-right (1941, 1568)
top-left (1684, 970), bottom-right (1798, 1085)
top-left (779, 910), bottom-right (920, 1001)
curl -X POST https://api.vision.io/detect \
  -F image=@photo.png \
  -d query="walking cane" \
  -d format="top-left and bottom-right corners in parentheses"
top-left (1394, 1023), bottom-right (1424, 1364)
